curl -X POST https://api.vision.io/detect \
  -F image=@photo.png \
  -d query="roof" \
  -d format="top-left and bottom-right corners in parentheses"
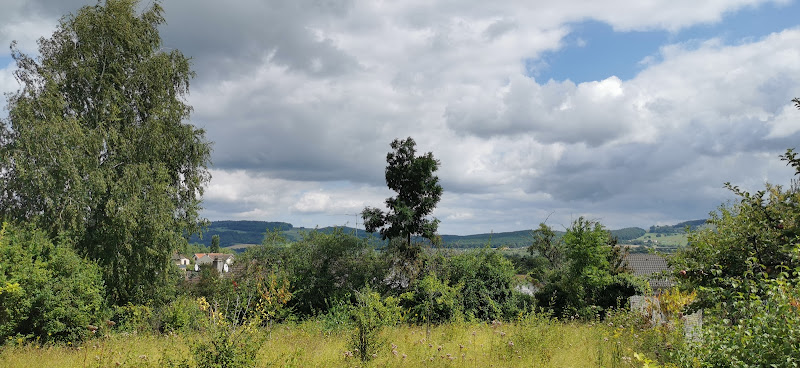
top-left (194, 253), bottom-right (234, 260)
top-left (625, 253), bottom-right (673, 290)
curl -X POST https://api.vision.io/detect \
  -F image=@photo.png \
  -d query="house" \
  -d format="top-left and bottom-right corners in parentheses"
top-left (624, 253), bottom-right (673, 291)
top-left (171, 254), bottom-right (191, 269)
top-left (194, 253), bottom-right (235, 273)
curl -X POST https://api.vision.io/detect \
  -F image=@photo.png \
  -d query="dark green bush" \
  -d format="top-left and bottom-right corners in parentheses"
top-left (400, 274), bottom-right (460, 324)
top-left (445, 247), bottom-right (518, 321)
top-left (0, 222), bottom-right (107, 344)
top-left (242, 230), bottom-right (385, 317)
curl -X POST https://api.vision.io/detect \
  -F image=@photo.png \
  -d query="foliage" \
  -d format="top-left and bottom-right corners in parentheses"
top-left (242, 230), bottom-right (384, 317)
top-left (348, 287), bottom-right (402, 361)
top-left (210, 235), bottom-right (220, 253)
top-left (159, 295), bottom-right (204, 334)
top-left (671, 150), bottom-right (800, 312)
top-left (382, 237), bottom-right (425, 290)
top-left (534, 218), bottom-right (645, 318)
top-left (113, 303), bottom-right (155, 334)
top-left (445, 247), bottom-right (520, 321)
top-left (190, 297), bottom-right (263, 368)
top-left (362, 137), bottom-right (443, 246)
top-left (0, 0), bottom-right (211, 306)
top-left (529, 222), bottom-right (565, 269)
top-left (601, 306), bottom-right (687, 367)
top-left (0, 222), bottom-right (107, 344)
top-left (673, 274), bottom-right (800, 367)
top-left (612, 227), bottom-right (647, 241)
top-left (401, 274), bottom-right (461, 324)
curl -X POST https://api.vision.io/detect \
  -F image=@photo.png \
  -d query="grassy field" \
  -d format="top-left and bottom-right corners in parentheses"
top-left (0, 315), bottom-right (657, 368)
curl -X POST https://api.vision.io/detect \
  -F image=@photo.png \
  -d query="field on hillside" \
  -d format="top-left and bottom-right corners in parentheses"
top-left (0, 315), bottom-right (668, 368)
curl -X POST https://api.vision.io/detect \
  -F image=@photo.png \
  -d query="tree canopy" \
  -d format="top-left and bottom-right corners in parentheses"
top-left (362, 137), bottom-right (443, 245)
top-left (0, 0), bottom-right (211, 305)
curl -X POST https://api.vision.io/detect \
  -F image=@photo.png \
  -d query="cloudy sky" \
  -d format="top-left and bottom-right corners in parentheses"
top-left (2, 0), bottom-right (800, 235)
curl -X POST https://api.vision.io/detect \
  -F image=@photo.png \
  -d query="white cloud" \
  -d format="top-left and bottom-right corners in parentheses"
top-left (2, 0), bottom-right (799, 235)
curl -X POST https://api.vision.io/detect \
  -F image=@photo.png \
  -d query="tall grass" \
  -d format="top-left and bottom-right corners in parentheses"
top-left (0, 314), bottom-right (648, 367)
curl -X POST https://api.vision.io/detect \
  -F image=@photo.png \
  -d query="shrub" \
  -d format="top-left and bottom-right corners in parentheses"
top-left (349, 287), bottom-right (402, 361)
top-left (673, 274), bottom-right (800, 367)
top-left (0, 222), bottom-right (107, 344)
top-left (400, 273), bottom-right (460, 324)
top-left (241, 230), bottom-right (384, 317)
top-left (446, 247), bottom-right (518, 321)
top-left (191, 297), bottom-right (263, 368)
top-left (159, 294), bottom-right (204, 333)
top-left (113, 303), bottom-right (155, 334)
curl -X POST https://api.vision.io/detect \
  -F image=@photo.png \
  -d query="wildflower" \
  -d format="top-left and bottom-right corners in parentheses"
top-left (392, 350), bottom-right (398, 356)
top-left (372, 354), bottom-right (377, 358)
top-left (88, 325), bottom-right (99, 334)
top-left (508, 341), bottom-right (514, 347)
top-left (402, 354), bottom-right (407, 359)
top-left (459, 344), bottom-right (464, 349)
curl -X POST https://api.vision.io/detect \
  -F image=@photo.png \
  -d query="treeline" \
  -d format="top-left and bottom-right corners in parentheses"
top-left (191, 221), bottom-right (650, 249)
top-left (648, 219), bottom-right (706, 233)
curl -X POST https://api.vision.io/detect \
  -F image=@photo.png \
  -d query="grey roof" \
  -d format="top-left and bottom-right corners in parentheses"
top-left (625, 253), bottom-right (673, 290)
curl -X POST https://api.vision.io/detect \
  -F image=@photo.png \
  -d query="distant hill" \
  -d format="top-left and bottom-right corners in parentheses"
top-left (189, 220), bottom-right (658, 250)
top-left (649, 219), bottom-right (707, 234)
top-left (189, 221), bottom-right (293, 247)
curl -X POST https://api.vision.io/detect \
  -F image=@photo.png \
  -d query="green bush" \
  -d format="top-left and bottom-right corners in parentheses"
top-left (190, 297), bottom-right (263, 368)
top-left (159, 294), bottom-right (204, 333)
top-left (0, 222), bottom-right (107, 344)
top-left (532, 218), bottom-right (645, 318)
top-left (673, 274), bottom-right (800, 367)
top-left (400, 273), bottom-right (461, 324)
top-left (445, 247), bottom-right (518, 321)
top-left (113, 303), bottom-right (155, 334)
top-left (241, 230), bottom-right (385, 317)
top-left (349, 287), bottom-right (402, 361)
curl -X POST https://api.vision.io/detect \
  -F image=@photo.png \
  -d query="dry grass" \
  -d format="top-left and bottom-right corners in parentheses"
top-left (0, 316), bottom-right (635, 368)
top-left (0, 333), bottom-right (189, 368)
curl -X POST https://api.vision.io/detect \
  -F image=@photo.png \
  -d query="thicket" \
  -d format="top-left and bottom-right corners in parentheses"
top-left (667, 144), bottom-right (800, 367)
top-left (0, 223), bottom-right (107, 344)
top-left (529, 218), bottom-right (646, 319)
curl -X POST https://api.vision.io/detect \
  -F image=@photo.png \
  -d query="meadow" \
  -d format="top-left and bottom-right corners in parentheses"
top-left (0, 314), bottom-right (660, 368)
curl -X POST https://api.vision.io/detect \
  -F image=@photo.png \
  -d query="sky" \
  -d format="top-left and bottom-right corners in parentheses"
top-left (2, 0), bottom-right (800, 235)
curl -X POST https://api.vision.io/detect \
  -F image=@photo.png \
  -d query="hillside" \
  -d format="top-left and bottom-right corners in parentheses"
top-left (190, 221), bottom-right (662, 250)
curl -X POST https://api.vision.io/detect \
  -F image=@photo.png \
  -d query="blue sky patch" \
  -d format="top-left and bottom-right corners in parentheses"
top-left (533, 1), bottom-right (800, 83)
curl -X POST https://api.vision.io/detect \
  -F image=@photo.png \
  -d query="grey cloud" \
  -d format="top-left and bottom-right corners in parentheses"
top-left (483, 19), bottom-right (517, 40)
